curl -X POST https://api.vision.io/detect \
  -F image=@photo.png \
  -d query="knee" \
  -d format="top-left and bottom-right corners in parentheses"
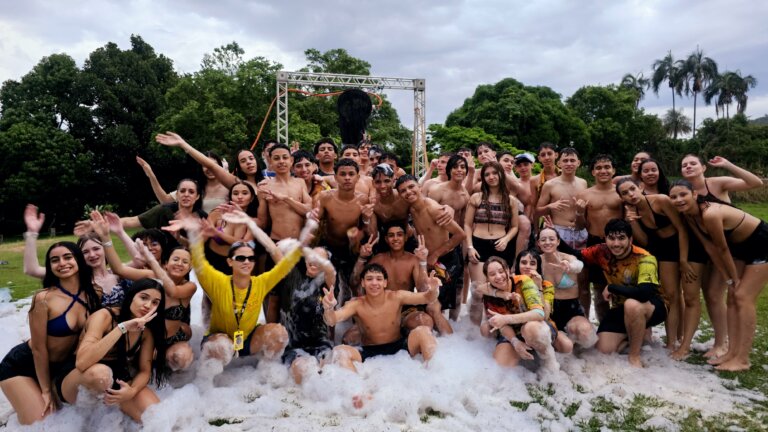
top-left (167, 343), bottom-right (194, 371)
top-left (556, 333), bottom-right (573, 354)
top-left (623, 299), bottom-right (643, 316)
top-left (521, 322), bottom-right (550, 349)
top-left (202, 334), bottom-right (234, 361)
top-left (595, 336), bottom-right (614, 354)
top-left (83, 364), bottom-right (113, 392)
top-left (332, 345), bottom-right (362, 364)
top-left (263, 323), bottom-right (289, 346)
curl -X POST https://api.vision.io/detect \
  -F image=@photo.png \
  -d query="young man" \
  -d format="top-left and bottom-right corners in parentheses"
top-left (313, 138), bottom-right (338, 176)
top-left (291, 150), bottom-right (329, 199)
top-left (420, 153), bottom-right (452, 196)
top-left (396, 175), bottom-right (466, 320)
top-left (353, 223), bottom-right (453, 335)
top-left (579, 219), bottom-right (666, 368)
top-left (536, 147), bottom-right (588, 249)
top-left (574, 155), bottom-right (623, 320)
top-left (340, 145), bottom-right (373, 197)
top-left (530, 142), bottom-right (560, 225)
top-left (261, 139), bottom-right (279, 178)
top-left (314, 158), bottom-right (375, 301)
top-left (427, 154), bottom-right (471, 227)
top-left (380, 152), bottom-right (407, 180)
top-left (322, 263), bottom-right (440, 363)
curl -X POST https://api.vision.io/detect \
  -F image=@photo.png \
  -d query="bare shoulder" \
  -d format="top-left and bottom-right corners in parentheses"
top-left (354, 191), bottom-right (370, 205)
top-left (469, 192), bottom-right (482, 204)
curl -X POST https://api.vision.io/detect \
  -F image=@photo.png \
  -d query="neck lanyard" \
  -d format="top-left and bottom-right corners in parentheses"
top-left (231, 278), bottom-right (252, 329)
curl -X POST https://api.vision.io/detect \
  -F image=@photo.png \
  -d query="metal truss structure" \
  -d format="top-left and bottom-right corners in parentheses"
top-left (276, 71), bottom-right (427, 176)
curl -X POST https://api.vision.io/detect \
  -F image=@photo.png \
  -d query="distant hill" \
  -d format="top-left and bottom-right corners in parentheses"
top-left (750, 114), bottom-right (768, 125)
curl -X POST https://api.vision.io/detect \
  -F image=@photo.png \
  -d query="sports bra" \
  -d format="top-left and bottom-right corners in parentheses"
top-left (474, 201), bottom-right (509, 226)
top-left (47, 285), bottom-right (88, 337)
top-left (555, 272), bottom-right (577, 290)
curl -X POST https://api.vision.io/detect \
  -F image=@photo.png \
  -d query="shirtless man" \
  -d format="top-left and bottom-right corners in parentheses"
top-left (314, 159), bottom-right (375, 301)
top-left (396, 175), bottom-right (466, 320)
top-left (257, 144), bottom-right (313, 321)
top-left (510, 152), bottom-right (537, 255)
top-left (380, 152), bottom-right (407, 180)
top-left (340, 145), bottom-right (373, 197)
top-left (291, 150), bottom-right (329, 199)
top-left (536, 147), bottom-right (588, 250)
top-left (314, 138), bottom-right (338, 176)
top-left (357, 140), bottom-right (372, 176)
top-left (427, 154), bottom-right (471, 227)
top-left (574, 154), bottom-right (622, 320)
top-left (530, 142), bottom-right (560, 227)
top-left (420, 153), bottom-right (451, 196)
top-left (322, 263), bottom-right (440, 364)
top-left (353, 223), bottom-right (453, 335)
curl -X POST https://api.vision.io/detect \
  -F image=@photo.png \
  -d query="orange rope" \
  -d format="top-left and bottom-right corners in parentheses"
top-left (249, 89), bottom-right (384, 151)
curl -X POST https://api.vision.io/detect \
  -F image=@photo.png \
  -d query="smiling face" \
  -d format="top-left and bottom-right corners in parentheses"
top-left (396, 180), bottom-right (420, 203)
top-left (230, 183), bottom-right (254, 210)
top-left (306, 247), bottom-right (329, 278)
top-left (631, 152), bottom-right (650, 173)
top-left (449, 159), bottom-right (468, 182)
top-left (606, 232), bottom-right (632, 259)
top-left (130, 288), bottom-right (162, 319)
top-left (669, 185), bottom-right (697, 214)
top-left (238, 150), bottom-right (258, 176)
top-left (537, 228), bottom-right (560, 253)
top-left (498, 154), bottom-right (514, 174)
top-left (485, 261), bottom-right (509, 290)
top-left (270, 148), bottom-right (292, 174)
top-left (228, 245), bottom-right (256, 276)
top-left (558, 152), bottom-right (580, 175)
top-left (373, 173), bottom-right (394, 197)
top-left (49, 246), bottom-right (79, 280)
top-left (517, 253), bottom-right (538, 276)
top-left (80, 239), bottom-right (105, 269)
top-left (617, 181), bottom-right (643, 205)
top-left (292, 157), bottom-right (314, 180)
top-left (165, 248), bottom-right (191, 280)
top-left (592, 158), bottom-right (615, 184)
top-left (361, 270), bottom-right (387, 295)
top-left (514, 160), bottom-right (532, 177)
top-left (640, 161), bottom-right (660, 186)
top-left (177, 180), bottom-right (200, 210)
top-left (384, 226), bottom-right (406, 252)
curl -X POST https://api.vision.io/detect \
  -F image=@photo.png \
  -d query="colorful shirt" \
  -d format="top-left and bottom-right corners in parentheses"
top-left (580, 244), bottom-right (661, 307)
top-left (483, 275), bottom-right (545, 336)
top-left (191, 241), bottom-right (301, 337)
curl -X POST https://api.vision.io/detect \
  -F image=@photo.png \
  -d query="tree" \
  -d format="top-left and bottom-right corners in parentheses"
top-left (303, 48), bottom-right (371, 76)
top-left (662, 109), bottom-right (692, 137)
top-left (620, 72), bottom-right (650, 108)
top-left (704, 70), bottom-right (758, 120)
top-left (681, 48), bottom-right (718, 137)
top-left (428, 124), bottom-right (520, 155)
top-left (201, 42), bottom-right (245, 76)
top-left (651, 51), bottom-right (685, 138)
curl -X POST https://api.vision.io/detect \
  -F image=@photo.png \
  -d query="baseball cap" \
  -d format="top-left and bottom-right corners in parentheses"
top-left (514, 153), bottom-right (535, 164)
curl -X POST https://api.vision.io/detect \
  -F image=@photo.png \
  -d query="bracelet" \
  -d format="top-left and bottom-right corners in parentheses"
top-left (23, 232), bottom-right (39, 239)
top-left (419, 261), bottom-right (427, 267)
top-left (102, 240), bottom-right (114, 248)
top-left (467, 246), bottom-right (474, 250)
top-left (493, 288), bottom-right (498, 297)
top-left (117, 322), bottom-right (127, 334)
top-left (725, 279), bottom-right (734, 286)
top-left (362, 219), bottom-right (371, 225)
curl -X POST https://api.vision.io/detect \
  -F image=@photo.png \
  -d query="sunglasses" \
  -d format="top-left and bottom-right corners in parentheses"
top-left (232, 255), bottom-right (257, 262)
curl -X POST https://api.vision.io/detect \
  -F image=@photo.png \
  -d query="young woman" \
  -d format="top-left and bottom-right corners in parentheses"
top-left (479, 257), bottom-right (559, 370)
top-left (679, 154), bottom-right (764, 359)
top-left (616, 178), bottom-right (698, 354)
top-left (91, 211), bottom-right (198, 372)
top-left (670, 180), bottom-right (768, 371)
top-left (466, 161), bottom-right (520, 324)
top-left (638, 158), bottom-right (670, 195)
top-left (60, 279), bottom-right (168, 422)
top-left (536, 229), bottom-right (597, 348)
top-left (0, 243), bottom-right (100, 425)
top-left (612, 151), bottom-right (649, 185)
top-left (204, 181), bottom-right (259, 274)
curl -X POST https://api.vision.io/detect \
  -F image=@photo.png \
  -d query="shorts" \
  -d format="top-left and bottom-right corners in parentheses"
top-left (496, 321), bottom-right (557, 346)
top-left (597, 296), bottom-right (667, 334)
top-left (359, 337), bottom-right (409, 361)
top-left (472, 235), bottom-right (516, 265)
top-left (0, 342), bottom-right (75, 401)
top-left (552, 298), bottom-right (586, 332)
top-left (645, 233), bottom-right (679, 263)
top-left (553, 224), bottom-right (588, 250)
top-left (431, 248), bottom-right (463, 310)
top-left (99, 358), bottom-right (133, 390)
top-left (729, 221), bottom-right (768, 265)
top-left (586, 234), bottom-right (607, 286)
top-left (282, 343), bottom-right (333, 365)
top-left (201, 327), bottom-right (257, 357)
top-left (326, 244), bottom-right (357, 301)
top-left (686, 227), bottom-right (710, 264)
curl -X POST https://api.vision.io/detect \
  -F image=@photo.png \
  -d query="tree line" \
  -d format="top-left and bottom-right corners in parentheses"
top-left (0, 37), bottom-right (764, 234)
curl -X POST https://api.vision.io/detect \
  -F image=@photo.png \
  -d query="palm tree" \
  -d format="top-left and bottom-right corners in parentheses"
top-left (704, 70), bottom-right (758, 120)
top-left (620, 72), bottom-right (650, 108)
top-left (662, 109), bottom-right (692, 138)
top-left (682, 48), bottom-right (718, 137)
top-left (651, 51), bottom-right (685, 138)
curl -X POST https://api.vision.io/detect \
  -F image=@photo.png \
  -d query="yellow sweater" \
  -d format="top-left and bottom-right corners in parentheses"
top-left (191, 241), bottom-right (301, 337)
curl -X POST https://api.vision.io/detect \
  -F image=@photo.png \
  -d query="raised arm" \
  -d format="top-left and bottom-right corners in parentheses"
top-left (156, 132), bottom-right (239, 188)
top-left (136, 156), bottom-right (174, 204)
top-left (321, 287), bottom-right (358, 327)
top-left (104, 212), bottom-right (143, 267)
top-left (396, 270), bottom-right (440, 305)
top-left (91, 212), bottom-right (155, 281)
top-left (76, 309), bottom-right (157, 372)
top-left (23, 204), bottom-right (46, 279)
top-left (709, 156), bottom-right (764, 193)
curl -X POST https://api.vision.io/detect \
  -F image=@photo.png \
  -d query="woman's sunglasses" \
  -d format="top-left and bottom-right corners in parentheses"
top-left (232, 255), bottom-right (257, 262)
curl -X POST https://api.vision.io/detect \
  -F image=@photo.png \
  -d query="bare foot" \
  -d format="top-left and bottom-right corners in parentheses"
top-left (714, 360), bottom-right (750, 372)
top-left (352, 394), bottom-right (373, 409)
top-left (670, 347), bottom-right (690, 361)
top-left (707, 352), bottom-right (734, 366)
top-left (628, 355), bottom-right (644, 368)
top-left (703, 344), bottom-right (728, 359)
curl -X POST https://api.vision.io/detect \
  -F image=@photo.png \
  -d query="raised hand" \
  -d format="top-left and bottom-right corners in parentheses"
top-left (135, 156), bottom-right (154, 177)
top-left (708, 156), bottom-right (730, 168)
top-left (624, 204), bottom-right (641, 222)
top-left (361, 196), bottom-right (376, 220)
top-left (546, 259), bottom-right (571, 273)
top-left (24, 204), bottom-right (45, 233)
top-left (104, 212), bottom-right (124, 234)
top-left (542, 215), bottom-right (555, 230)
top-left (221, 209), bottom-right (253, 226)
top-left (73, 220), bottom-right (94, 237)
top-left (134, 239), bottom-right (155, 263)
top-left (162, 217), bottom-right (201, 234)
top-left (359, 233), bottom-right (379, 258)
top-left (122, 305), bottom-right (158, 333)
top-left (290, 141), bottom-right (300, 153)
top-left (90, 211), bottom-right (110, 238)
top-left (155, 132), bottom-right (187, 148)
top-left (322, 287), bottom-right (337, 310)
top-left (215, 202), bottom-right (239, 215)
top-left (414, 235), bottom-right (429, 262)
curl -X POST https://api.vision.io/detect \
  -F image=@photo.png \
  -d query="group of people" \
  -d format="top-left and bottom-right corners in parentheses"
top-left (1, 131), bottom-right (766, 425)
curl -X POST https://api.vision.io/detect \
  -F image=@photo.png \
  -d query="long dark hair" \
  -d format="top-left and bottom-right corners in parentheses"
top-left (479, 161), bottom-right (512, 229)
top-left (638, 158), bottom-right (670, 195)
top-left (515, 248), bottom-right (543, 277)
top-left (117, 278), bottom-right (169, 387)
top-left (229, 181), bottom-right (259, 217)
top-left (233, 149), bottom-right (264, 183)
top-left (41, 242), bottom-right (100, 313)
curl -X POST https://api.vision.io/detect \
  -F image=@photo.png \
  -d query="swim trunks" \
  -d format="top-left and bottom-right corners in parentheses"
top-left (552, 298), bottom-right (586, 332)
top-left (597, 295), bottom-right (666, 334)
top-left (553, 224), bottom-right (588, 250)
top-left (359, 337), bottom-right (409, 361)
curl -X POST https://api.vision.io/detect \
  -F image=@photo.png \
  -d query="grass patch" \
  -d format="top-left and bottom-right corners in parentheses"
top-left (208, 417), bottom-right (244, 426)
top-left (420, 407), bottom-right (445, 423)
top-left (509, 400), bottom-right (530, 411)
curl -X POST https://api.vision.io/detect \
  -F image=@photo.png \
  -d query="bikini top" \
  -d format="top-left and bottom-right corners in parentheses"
top-left (165, 301), bottom-right (191, 324)
top-left (555, 272), bottom-right (577, 290)
top-left (474, 201), bottom-right (509, 226)
top-left (724, 212), bottom-right (747, 239)
top-left (105, 309), bottom-right (143, 361)
top-left (47, 285), bottom-right (88, 337)
top-left (699, 179), bottom-right (735, 207)
top-left (638, 196), bottom-right (672, 234)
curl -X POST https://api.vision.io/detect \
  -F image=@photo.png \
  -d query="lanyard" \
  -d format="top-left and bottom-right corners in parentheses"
top-left (231, 278), bottom-right (253, 329)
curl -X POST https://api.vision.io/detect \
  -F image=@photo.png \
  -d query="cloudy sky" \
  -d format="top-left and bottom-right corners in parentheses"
top-left (1, 0), bottom-right (767, 131)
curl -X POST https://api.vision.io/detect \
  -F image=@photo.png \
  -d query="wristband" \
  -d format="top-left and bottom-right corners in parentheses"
top-left (102, 240), bottom-right (114, 248)
top-left (725, 279), bottom-right (734, 286)
top-left (117, 322), bottom-right (127, 334)
top-left (23, 232), bottom-right (40, 240)
top-left (419, 261), bottom-right (427, 267)
top-left (467, 246), bottom-right (475, 250)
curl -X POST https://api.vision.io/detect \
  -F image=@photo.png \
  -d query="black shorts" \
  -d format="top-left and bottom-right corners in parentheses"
top-left (432, 248), bottom-right (463, 310)
top-left (282, 342), bottom-right (333, 365)
top-left (359, 337), bottom-right (409, 361)
top-left (586, 234), bottom-right (607, 286)
top-left (472, 235), bottom-right (516, 266)
top-left (646, 233), bottom-right (680, 263)
top-left (100, 359), bottom-right (133, 390)
top-left (597, 296), bottom-right (667, 334)
top-left (552, 298), bottom-right (586, 332)
top-left (686, 228), bottom-right (710, 264)
top-left (729, 221), bottom-right (768, 265)
top-left (0, 342), bottom-right (75, 401)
